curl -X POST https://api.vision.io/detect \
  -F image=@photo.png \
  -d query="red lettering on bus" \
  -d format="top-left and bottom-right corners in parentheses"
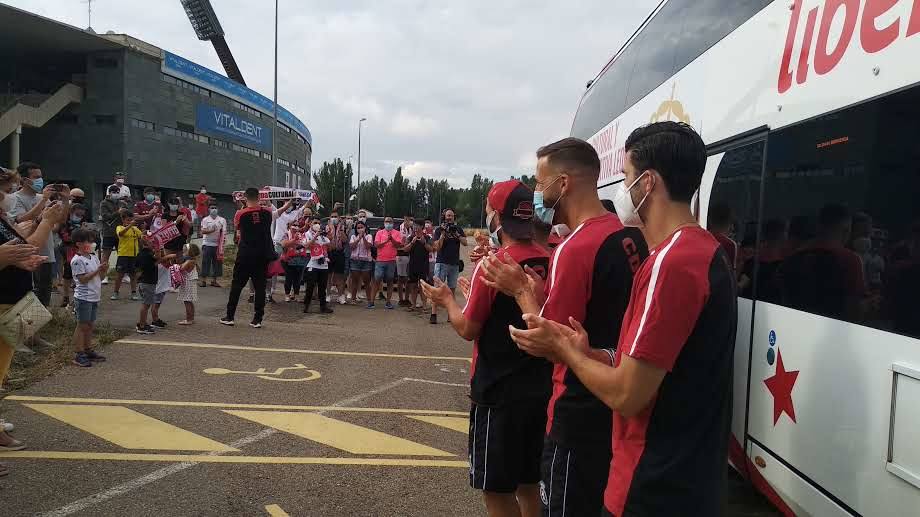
top-left (815, 0), bottom-right (859, 75)
top-left (862, 0), bottom-right (901, 52)
top-left (779, 0), bottom-right (920, 93)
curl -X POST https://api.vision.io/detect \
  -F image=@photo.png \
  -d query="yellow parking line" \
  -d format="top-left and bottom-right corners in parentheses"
top-left (116, 339), bottom-right (471, 362)
top-left (0, 450), bottom-right (470, 467)
top-left (6, 395), bottom-right (466, 416)
top-left (226, 411), bottom-right (454, 456)
top-left (265, 504), bottom-right (291, 517)
top-left (407, 415), bottom-right (470, 434)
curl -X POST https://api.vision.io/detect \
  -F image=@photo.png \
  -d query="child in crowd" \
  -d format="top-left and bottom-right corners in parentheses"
top-left (303, 217), bottom-right (333, 314)
top-left (135, 237), bottom-right (174, 334)
top-left (58, 203), bottom-right (87, 308)
top-left (282, 221), bottom-right (308, 302)
top-left (70, 229), bottom-right (107, 367)
top-left (177, 243), bottom-right (200, 325)
top-left (152, 253), bottom-right (173, 328)
top-left (112, 211), bottom-right (143, 301)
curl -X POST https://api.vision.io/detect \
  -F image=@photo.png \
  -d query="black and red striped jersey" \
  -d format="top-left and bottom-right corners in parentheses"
top-left (540, 213), bottom-right (647, 447)
top-left (605, 225), bottom-right (737, 516)
top-left (462, 242), bottom-right (551, 406)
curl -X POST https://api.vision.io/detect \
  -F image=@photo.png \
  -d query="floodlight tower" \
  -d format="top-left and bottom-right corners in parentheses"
top-left (180, 0), bottom-right (247, 86)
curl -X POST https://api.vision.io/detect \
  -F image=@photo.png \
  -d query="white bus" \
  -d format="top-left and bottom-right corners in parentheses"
top-left (574, 1), bottom-right (920, 515)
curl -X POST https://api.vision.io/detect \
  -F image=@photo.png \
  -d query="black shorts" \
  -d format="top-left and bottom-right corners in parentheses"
top-left (116, 256), bottom-right (137, 274)
top-left (540, 436), bottom-right (611, 516)
top-left (101, 235), bottom-right (118, 250)
top-left (62, 258), bottom-right (73, 280)
top-left (328, 250), bottom-right (345, 275)
top-left (469, 400), bottom-right (546, 493)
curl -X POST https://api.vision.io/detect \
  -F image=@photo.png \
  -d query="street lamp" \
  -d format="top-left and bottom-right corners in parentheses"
top-left (357, 118), bottom-right (366, 210)
top-left (345, 154), bottom-right (354, 213)
top-left (271, 0), bottom-right (279, 188)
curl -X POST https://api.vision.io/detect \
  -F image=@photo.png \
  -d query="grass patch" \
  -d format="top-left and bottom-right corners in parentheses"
top-left (221, 244), bottom-right (238, 281)
top-left (3, 310), bottom-right (128, 392)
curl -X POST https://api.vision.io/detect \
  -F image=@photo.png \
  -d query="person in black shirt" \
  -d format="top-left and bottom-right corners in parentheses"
top-left (222, 187), bottom-right (274, 328)
top-left (422, 180), bottom-right (551, 517)
top-left (429, 208), bottom-right (468, 324)
top-left (400, 224), bottom-right (432, 310)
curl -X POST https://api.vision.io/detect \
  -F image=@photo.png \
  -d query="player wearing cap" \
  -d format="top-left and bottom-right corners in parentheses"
top-left (511, 122), bottom-right (738, 516)
top-left (422, 180), bottom-right (551, 517)
top-left (480, 138), bottom-right (648, 516)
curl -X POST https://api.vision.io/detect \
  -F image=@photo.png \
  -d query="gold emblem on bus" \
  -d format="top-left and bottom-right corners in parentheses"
top-left (650, 83), bottom-right (690, 124)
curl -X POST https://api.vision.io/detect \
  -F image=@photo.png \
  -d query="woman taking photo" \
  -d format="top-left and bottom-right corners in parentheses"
top-left (347, 220), bottom-right (374, 305)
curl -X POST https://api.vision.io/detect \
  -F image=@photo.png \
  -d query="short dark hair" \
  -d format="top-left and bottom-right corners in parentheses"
top-left (208, 202), bottom-right (218, 209)
top-left (144, 186), bottom-right (155, 194)
top-left (624, 122), bottom-right (706, 203)
top-left (121, 211), bottom-right (134, 219)
top-left (108, 185), bottom-right (120, 194)
top-left (330, 209), bottom-right (339, 216)
top-left (16, 162), bottom-right (40, 178)
top-left (536, 138), bottom-right (600, 178)
top-left (72, 228), bottom-right (95, 243)
top-left (244, 187), bottom-right (260, 201)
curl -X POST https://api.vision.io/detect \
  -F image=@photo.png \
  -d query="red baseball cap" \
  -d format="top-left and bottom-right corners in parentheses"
top-left (487, 180), bottom-right (535, 240)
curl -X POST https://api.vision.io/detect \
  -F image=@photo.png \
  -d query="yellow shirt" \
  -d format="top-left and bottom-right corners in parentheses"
top-left (116, 225), bottom-right (143, 257)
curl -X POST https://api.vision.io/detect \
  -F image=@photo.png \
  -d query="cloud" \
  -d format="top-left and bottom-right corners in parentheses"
top-left (5, 0), bottom-right (660, 187)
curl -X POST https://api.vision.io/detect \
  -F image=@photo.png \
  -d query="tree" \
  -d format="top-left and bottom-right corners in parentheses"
top-left (312, 159), bottom-right (353, 215)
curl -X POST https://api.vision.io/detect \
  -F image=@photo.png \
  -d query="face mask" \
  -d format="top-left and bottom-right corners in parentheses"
top-left (486, 211), bottom-right (502, 247)
top-left (146, 194), bottom-right (155, 203)
top-left (209, 208), bottom-right (218, 217)
top-left (534, 176), bottom-right (563, 225)
top-left (200, 189), bottom-right (206, 194)
top-left (425, 223), bottom-right (432, 229)
top-left (359, 217), bottom-right (367, 223)
top-left (116, 179), bottom-right (124, 185)
top-left (169, 204), bottom-right (179, 211)
top-left (31, 178), bottom-right (44, 191)
top-left (0, 194), bottom-right (15, 213)
top-left (384, 223), bottom-right (393, 230)
top-left (312, 224), bottom-right (321, 232)
top-left (91, 242), bottom-right (97, 253)
top-left (613, 172), bottom-right (650, 228)
top-left (552, 224), bottom-right (571, 238)
top-left (330, 218), bottom-right (339, 226)
top-left (71, 215), bottom-right (83, 223)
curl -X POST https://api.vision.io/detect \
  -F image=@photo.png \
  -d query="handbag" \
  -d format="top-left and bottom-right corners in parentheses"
top-left (0, 292), bottom-right (53, 348)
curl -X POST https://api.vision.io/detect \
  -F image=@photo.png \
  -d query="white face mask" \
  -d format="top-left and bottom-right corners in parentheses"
top-left (312, 224), bottom-right (321, 232)
top-left (613, 171), bottom-right (650, 228)
top-left (552, 224), bottom-right (571, 238)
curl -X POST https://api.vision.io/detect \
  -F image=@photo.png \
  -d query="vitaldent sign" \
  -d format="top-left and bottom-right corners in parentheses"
top-left (195, 104), bottom-right (272, 151)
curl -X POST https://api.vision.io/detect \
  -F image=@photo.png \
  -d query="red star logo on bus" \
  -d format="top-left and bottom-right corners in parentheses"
top-left (764, 348), bottom-right (799, 425)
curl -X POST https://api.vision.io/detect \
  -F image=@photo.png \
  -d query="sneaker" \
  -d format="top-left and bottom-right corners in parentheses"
top-left (285, 295), bottom-right (294, 302)
top-left (110, 293), bottom-right (120, 301)
top-left (177, 320), bottom-right (193, 325)
top-left (303, 305), bottom-right (311, 314)
top-left (339, 295), bottom-right (347, 305)
top-left (0, 431), bottom-right (25, 451)
top-left (219, 318), bottom-right (235, 326)
top-left (0, 419), bottom-right (14, 433)
top-left (430, 314), bottom-right (437, 325)
top-left (85, 349), bottom-right (106, 362)
top-left (385, 302), bottom-right (394, 310)
top-left (320, 307), bottom-right (334, 314)
top-left (136, 324), bottom-right (155, 335)
top-left (325, 295), bottom-right (332, 304)
top-left (399, 299), bottom-right (410, 307)
top-left (249, 320), bottom-right (263, 328)
top-left (151, 319), bottom-right (167, 329)
top-left (130, 292), bottom-right (140, 301)
top-left (101, 277), bottom-right (109, 285)
top-left (199, 282), bottom-right (207, 288)
top-left (366, 303), bottom-right (375, 309)
top-left (72, 352), bottom-right (93, 367)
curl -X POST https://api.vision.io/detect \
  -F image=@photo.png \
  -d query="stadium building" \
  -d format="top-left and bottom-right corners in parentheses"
top-left (0, 4), bottom-right (312, 215)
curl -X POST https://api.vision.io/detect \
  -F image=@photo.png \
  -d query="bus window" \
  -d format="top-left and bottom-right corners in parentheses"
top-left (707, 141), bottom-right (765, 299)
top-left (671, 0), bottom-right (771, 76)
top-left (622, 0), bottom-right (684, 109)
top-left (760, 85), bottom-right (920, 339)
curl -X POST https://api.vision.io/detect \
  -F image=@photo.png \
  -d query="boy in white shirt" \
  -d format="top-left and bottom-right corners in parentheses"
top-left (70, 229), bottom-right (108, 367)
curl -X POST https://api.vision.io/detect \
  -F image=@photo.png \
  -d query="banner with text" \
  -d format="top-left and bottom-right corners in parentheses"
top-left (196, 104), bottom-right (271, 152)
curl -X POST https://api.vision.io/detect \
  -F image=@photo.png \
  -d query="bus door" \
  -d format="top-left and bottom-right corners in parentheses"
top-left (703, 132), bottom-right (767, 476)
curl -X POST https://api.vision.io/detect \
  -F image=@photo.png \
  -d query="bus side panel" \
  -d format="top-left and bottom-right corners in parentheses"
top-left (748, 440), bottom-right (851, 517)
top-left (748, 303), bottom-right (920, 515)
top-left (730, 297), bottom-right (754, 474)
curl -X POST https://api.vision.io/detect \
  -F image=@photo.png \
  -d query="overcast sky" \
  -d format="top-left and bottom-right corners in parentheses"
top-left (7, 0), bottom-right (657, 187)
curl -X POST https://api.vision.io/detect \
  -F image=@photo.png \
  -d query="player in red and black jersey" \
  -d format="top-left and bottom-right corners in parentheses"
top-left (221, 187), bottom-right (274, 328)
top-left (422, 180), bottom-right (551, 517)
top-left (512, 122), bottom-right (737, 516)
top-left (480, 139), bottom-right (647, 517)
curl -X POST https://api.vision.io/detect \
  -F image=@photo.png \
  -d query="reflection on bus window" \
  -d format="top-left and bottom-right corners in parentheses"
top-left (750, 85), bottom-right (920, 340)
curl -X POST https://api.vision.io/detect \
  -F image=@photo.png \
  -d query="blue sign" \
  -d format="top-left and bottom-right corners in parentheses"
top-left (162, 51), bottom-right (312, 146)
top-left (196, 104), bottom-right (272, 151)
